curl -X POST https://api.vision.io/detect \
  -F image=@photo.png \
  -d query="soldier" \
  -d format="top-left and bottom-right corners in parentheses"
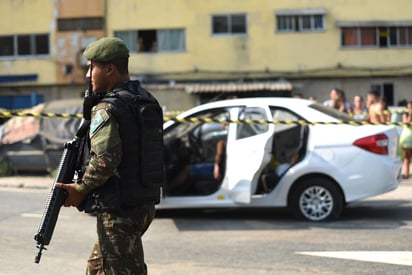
top-left (56, 37), bottom-right (163, 275)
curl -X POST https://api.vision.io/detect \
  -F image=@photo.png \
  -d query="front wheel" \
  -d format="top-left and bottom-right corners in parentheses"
top-left (289, 178), bottom-right (344, 222)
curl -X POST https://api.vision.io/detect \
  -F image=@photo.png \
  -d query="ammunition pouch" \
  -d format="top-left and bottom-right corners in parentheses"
top-left (78, 176), bottom-right (121, 213)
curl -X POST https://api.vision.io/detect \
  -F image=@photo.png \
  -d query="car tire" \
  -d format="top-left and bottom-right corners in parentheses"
top-left (289, 178), bottom-right (343, 222)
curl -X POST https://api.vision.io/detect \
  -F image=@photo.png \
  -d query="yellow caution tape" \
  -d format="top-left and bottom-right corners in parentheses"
top-left (0, 111), bottom-right (82, 119)
top-left (1, 111), bottom-right (410, 126)
top-left (163, 117), bottom-right (410, 126)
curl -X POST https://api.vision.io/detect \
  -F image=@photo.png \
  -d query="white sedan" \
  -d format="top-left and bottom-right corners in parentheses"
top-left (159, 97), bottom-right (401, 221)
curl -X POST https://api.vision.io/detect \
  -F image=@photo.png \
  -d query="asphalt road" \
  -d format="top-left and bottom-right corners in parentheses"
top-left (0, 177), bottom-right (411, 274)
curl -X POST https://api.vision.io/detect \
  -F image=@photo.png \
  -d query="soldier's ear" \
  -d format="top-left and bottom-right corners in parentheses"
top-left (105, 63), bottom-right (117, 77)
top-left (105, 63), bottom-right (113, 73)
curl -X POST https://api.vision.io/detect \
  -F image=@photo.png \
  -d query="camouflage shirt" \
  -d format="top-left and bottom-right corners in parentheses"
top-left (76, 101), bottom-right (122, 194)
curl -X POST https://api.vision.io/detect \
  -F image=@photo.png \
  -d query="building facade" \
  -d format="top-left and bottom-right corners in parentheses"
top-left (1, 0), bottom-right (412, 111)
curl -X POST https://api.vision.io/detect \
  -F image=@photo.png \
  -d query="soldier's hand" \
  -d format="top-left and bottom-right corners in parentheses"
top-left (55, 183), bottom-right (86, 207)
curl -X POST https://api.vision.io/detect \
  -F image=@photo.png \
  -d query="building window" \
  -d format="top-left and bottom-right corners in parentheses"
top-left (212, 14), bottom-right (247, 35)
top-left (276, 14), bottom-right (324, 32)
top-left (18, 36), bottom-right (31, 55)
top-left (371, 83), bottom-right (394, 106)
top-left (114, 29), bottom-right (186, 53)
top-left (0, 34), bottom-right (49, 57)
top-left (397, 27), bottom-right (412, 46)
top-left (341, 26), bottom-right (412, 48)
top-left (0, 36), bottom-right (14, 56)
top-left (57, 17), bottom-right (104, 32)
top-left (35, 35), bottom-right (49, 55)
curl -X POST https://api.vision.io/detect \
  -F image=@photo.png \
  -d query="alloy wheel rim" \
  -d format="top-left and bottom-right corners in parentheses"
top-left (299, 185), bottom-right (333, 221)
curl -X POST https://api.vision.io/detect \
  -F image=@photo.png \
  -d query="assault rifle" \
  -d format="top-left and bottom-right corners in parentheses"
top-left (34, 61), bottom-right (96, 263)
top-left (33, 120), bottom-right (89, 263)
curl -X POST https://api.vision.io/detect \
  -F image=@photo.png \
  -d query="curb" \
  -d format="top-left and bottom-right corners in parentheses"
top-left (0, 176), bottom-right (53, 190)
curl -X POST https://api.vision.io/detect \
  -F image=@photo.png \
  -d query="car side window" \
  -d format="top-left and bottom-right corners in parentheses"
top-left (270, 107), bottom-right (300, 132)
top-left (270, 107), bottom-right (306, 164)
top-left (236, 107), bottom-right (268, 139)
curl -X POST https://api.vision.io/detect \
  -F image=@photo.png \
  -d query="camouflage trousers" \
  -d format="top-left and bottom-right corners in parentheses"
top-left (86, 204), bottom-right (155, 275)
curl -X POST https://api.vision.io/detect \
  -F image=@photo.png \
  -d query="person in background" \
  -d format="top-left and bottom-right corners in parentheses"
top-left (335, 90), bottom-right (352, 113)
top-left (379, 96), bottom-right (391, 122)
top-left (150, 40), bottom-right (157, 52)
top-left (308, 96), bottom-right (317, 102)
top-left (137, 37), bottom-right (146, 52)
top-left (366, 91), bottom-right (386, 123)
top-left (352, 95), bottom-right (368, 121)
top-left (213, 139), bottom-right (226, 181)
top-left (366, 90), bottom-right (376, 109)
top-left (324, 88), bottom-right (351, 113)
top-left (399, 101), bottom-right (412, 179)
top-left (391, 99), bottom-right (407, 123)
top-left (323, 88), bottom-right (339, 108)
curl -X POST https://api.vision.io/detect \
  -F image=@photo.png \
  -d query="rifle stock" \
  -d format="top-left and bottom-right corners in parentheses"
top-left (34, 120), bottom-right (90, 263)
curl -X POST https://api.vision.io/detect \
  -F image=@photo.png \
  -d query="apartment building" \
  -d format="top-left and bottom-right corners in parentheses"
top-left (1, 0), bottom-right (412, 111)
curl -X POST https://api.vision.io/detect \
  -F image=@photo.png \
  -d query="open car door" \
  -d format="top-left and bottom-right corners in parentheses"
top-left (225, 106), bottom-right (274, 204)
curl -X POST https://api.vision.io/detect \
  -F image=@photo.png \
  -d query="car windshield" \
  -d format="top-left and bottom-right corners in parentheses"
top-left (309, 103), bottom-right (356, 122)
top-left (164, 109), bottom-right (231, 139)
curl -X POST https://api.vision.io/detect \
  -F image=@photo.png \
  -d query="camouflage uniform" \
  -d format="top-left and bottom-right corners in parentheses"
top-left (76, 102), bottom-right (155, 275)
top-left (86, 205), bottom-right (155, 275)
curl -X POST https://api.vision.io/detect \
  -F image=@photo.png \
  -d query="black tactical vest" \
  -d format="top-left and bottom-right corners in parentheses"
top-left (102, 81), bottom-right (164, 206)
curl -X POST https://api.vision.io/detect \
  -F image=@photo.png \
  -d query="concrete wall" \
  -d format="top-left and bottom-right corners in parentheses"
top-left (292, 76), bottom-right (412, 106)
top-left (105, 0), bottom-right (412, 79)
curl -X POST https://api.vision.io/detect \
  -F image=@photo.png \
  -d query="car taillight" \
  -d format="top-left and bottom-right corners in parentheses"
top-left (353, 133), bottom-right (389, 155)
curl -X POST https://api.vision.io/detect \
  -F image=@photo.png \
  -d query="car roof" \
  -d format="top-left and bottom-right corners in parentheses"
top-left (178, 97), bottom-right (313, 116)
top-left (163, 97), bottom-right (356, 129)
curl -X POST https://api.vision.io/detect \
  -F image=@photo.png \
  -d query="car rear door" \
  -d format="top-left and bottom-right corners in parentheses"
top-left (226, 106), bottom-right (274, 204)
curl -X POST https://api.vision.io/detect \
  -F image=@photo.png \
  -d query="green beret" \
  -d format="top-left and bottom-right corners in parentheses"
top-left (83, 37), bottom-right (129, 62)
